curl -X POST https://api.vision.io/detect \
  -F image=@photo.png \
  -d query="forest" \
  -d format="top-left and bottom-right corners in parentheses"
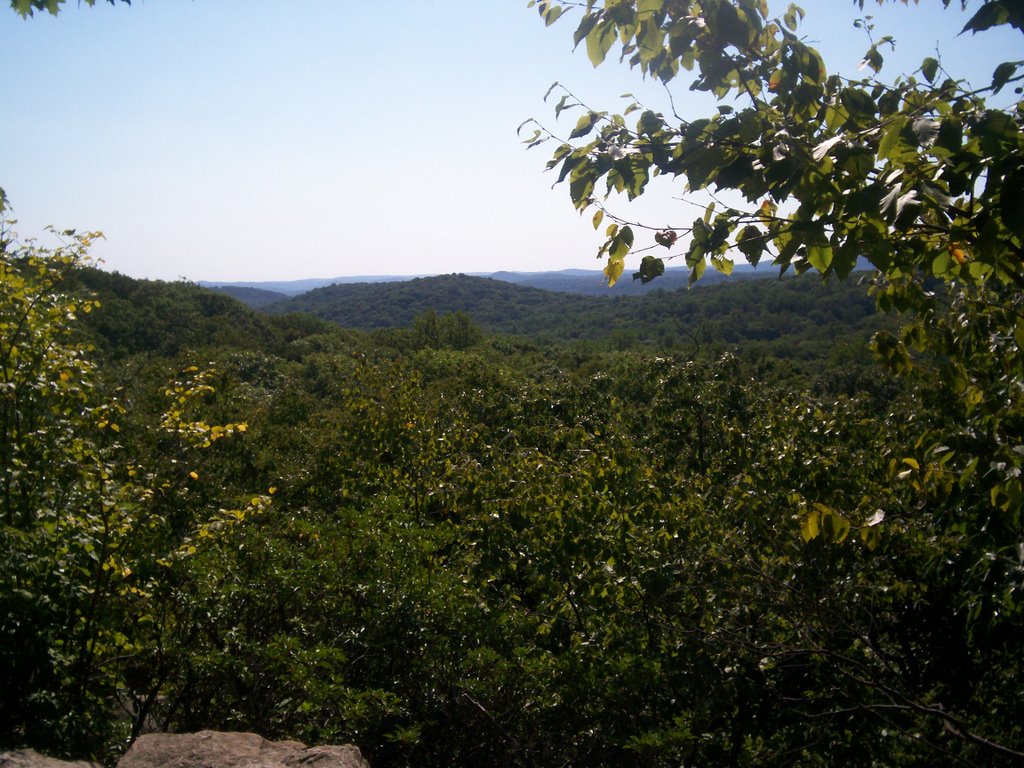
top-left (255, 270), bottom-right (887, 355)
top-left (2, 232), bottom-right (1021, 767)
top-left (3, 0), bottom-right (1023, 766)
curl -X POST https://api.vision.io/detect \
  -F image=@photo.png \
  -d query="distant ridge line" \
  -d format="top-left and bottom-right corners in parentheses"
top-left (199, 264), bottom-right (770, 298)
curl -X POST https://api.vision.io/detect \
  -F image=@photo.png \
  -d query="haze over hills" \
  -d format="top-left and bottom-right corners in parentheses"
top-left (200, 264), bottom-right (766, 301)
top-left (210, 285), bottom-right (290, 308)
top-left (199, 274), bottom-right (424, 296)
top-left (201, 259), bottom-right (877, 303)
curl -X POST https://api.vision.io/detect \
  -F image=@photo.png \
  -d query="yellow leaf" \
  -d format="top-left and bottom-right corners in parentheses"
top-left (189, 471), bottom-right (199, 480)
top-left (821, 508), bottom-right (851, 543)
top-left (860, 525), bottom-right (882, 551)
top-left (800, 510), bottom-right (820, 541)
top-left (604, 256), bottom-right (625, 287)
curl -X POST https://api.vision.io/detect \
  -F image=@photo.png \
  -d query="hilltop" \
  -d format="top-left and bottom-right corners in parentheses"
top-left (263, 271), bottom-right (883, 355)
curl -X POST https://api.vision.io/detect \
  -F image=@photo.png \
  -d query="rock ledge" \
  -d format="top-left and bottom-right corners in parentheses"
top-left (2, 732), bottom-right (369, 768)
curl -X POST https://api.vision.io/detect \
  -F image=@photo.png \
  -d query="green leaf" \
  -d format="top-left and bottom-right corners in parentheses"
top-left (569, 111), bottom-right (601, 139)
top-left (688, 257), bottom-right (707, 285)
top-left (554, 94), bottom-right (576, 118)
top-left (824, 102), bottom-right (849, 132)
top-left (586, 19), bottom-right (617, 67)
top-left (608, 225), bottom-right (634, 260)
top-left (991, 60), bottom-right (1021, 94)
top-left (783, 3), bottom-right (804, 32)
top-left (1000, 170), bottom-right (1024, 239)
top-left (877, 115), bottom-right (909, 160)
top-left (921, 56), bottom-right (940, 83)
top-left (569, 164), bottom-right (598, 208)
top-left (806, 242), bottom-right (832, 272)
top-left (542, 3), bottom-right (564, 26)
top-left (840, 88), bottom-right (877, 126)
top-left (572, 12), bottom-right (599, 47)
top-left (636, 109), bottom-right (665, 136)
top-left (554, 155), bottom-right (580, 185)
top-left (710, 254), bottom-right (734, 275)
top-left (710, 2), bottom-right (753, 48)
top-left (861, 45), bottom-right (884, 74)
top-left (961, 0), bottom-right (1024, 35)
top-left (703, 200), bottom-right (716, 223)
top-left (736, 225), bottom-right (765, 265)
top-left (633, 255), bottom-right (665, 283)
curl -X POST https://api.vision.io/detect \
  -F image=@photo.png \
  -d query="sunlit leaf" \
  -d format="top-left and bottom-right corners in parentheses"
top-left (604, 255), bottom-right (626, 286)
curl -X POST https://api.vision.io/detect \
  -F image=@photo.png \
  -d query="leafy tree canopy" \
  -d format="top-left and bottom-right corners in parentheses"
top-left (523, 0), bottom-right (1024, 289)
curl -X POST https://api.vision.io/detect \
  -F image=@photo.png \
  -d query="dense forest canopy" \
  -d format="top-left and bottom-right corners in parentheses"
top-left (2, 228), bottom-right (1020, 766)
top-left (2, 1), bottom-right (1023, 766)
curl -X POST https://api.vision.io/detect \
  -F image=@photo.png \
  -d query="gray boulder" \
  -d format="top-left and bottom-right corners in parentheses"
top-left (0, 751), bottom-right (99, 768)
top-left (118, 733), bottom-right (369, 768)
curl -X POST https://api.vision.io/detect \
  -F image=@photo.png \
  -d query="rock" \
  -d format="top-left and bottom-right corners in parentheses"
top-left (0, 750), bottom-right (99, 768)
top-left (118, 732), bottom-right (369, 768)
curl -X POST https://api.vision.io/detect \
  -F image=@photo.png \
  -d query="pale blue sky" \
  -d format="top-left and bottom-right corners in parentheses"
top-left (1, 1), bottom-right (1018, 281)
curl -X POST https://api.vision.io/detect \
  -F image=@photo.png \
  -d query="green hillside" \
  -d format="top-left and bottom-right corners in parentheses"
top-left (264, 271), bottom-right (886, 357)
top-left (207, 285), bottom-right (289, 308)
top-left (264, 273), bottom-right (568, 329)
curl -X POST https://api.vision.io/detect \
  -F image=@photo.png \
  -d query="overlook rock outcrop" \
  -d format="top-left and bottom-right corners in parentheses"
top-left (0, 750), bottom-right (99, 768)
top-left (2, 732), bottom-right (369, 768)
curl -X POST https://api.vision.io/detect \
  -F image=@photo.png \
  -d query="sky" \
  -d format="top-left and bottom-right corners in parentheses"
top-left (1, 1), bottom-right (1019, 282)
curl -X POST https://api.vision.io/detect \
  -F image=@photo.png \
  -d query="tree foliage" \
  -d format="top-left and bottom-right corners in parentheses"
top-left (523, 0), bottom-right (1024, 290)
top-left (0, 239), bottom-right (1019, 764)
top-left (0, 223), bottom-right (269, 756)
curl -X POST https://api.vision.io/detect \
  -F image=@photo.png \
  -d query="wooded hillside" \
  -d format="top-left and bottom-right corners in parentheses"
top-left (262, 271), bottom-right (887, 356)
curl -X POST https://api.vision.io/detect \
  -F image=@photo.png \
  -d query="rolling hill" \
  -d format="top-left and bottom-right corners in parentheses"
top-left (263, 271), bottom-right (886, 356)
